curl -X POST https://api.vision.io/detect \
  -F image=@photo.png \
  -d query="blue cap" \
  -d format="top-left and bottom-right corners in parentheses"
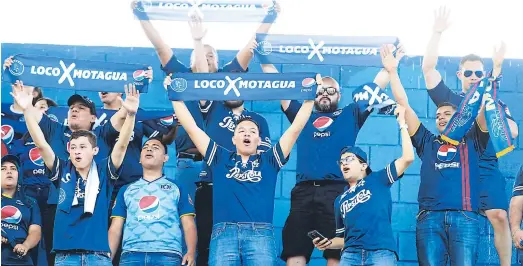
top-left (1, 154), bottom-right (20, 167)
top-left (340, 146), bottom-right (371, 174)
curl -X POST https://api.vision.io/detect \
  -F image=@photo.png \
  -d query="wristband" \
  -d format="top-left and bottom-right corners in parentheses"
top-left (399, 124), bottom-right (408, 131)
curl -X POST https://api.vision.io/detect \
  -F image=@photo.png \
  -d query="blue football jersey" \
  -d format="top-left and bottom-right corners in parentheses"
top-left (1, 103), bottom-right (27, 148)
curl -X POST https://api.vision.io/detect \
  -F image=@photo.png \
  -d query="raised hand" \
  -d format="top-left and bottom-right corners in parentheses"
top-left (380, 44), bottom-right (405, 72)
top-left (3, 56), bottom-right (14, 70)
top-left (163, 74), bottom-right (173, 91)
top-left (273, 1), bottom-right (282, 14)
top-left (188, 13), bottom-right (207, 41)
top-left (245, 36), bottom-right (259, 54)
top-left (492, 41), bottom-right (507, 68)
top-left (433, 6), bottom-right (451, 34)
top-left (120, 84), bottom-right (140, 115)
top-left (10, 81), bottom-right (32, 110)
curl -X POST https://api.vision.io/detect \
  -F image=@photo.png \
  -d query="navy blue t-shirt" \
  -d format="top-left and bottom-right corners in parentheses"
top-left (428, 80), bottom-right (514, 178)
top-left (46, 156), bottom-right (121, 253)
top-left (161, 55), bottom-right (246, 74)
top-left (334, 161), bottom-right (401, 257)
top-left (284, 100), bottom-right (370, 183)
top-left (199, 101), bottom-right (271, 182)
top-left (512, 166), bottom-right (523, 197)
top-left (411, 122), bottom-right (490, 211)
top-left (1, 195), bottom-right (41, 266)
top-left (38, 114), bottom-right (118, 163)
top-left (173, 102), bottom-right (205, 153)
top-left (1, 104), bottom-right (27, 148)
top-left (204, 140), bottom-right (287, 224)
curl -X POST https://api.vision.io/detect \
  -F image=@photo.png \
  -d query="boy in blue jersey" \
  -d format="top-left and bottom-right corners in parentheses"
top-left (1, 154), bottom-right (42, 266)
top-left (259, 63), bottom-right (391, 265)
top-left (381, 44), bottom-right (491, 265)
top-left (11, 82), bottom-right (138, 265)
top-left (312, 105), bottom-right (414, 265)
top-left (421, 7), bottom-right (518, 265)
top-left (108, 137), bottom-right (197, 266)
top-left (510, 166), bottom-right (523, 265)
top-left (171, 72), bottom-right (316, 265)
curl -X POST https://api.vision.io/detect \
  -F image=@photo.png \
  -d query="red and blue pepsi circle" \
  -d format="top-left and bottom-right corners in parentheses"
top-left (139, 195), bottom-right (160, 213)
top-left (29, 147), bottom-right (44, 166)
top-left (313, 116), bottom-right (333, 132)
top-left (437, 144), bottom-right (457, 162)
top-left (1, 125), bottom-right (15, 144)
top-left (1, 205), bottom-right (22, 224)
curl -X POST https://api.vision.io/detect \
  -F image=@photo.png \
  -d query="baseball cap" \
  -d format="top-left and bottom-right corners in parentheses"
top-left (32, 97), bottom-right (58, 108)
top-left (340, 146), bottom-right (372, 174)
top-left (68, 94), bottom-right (97, 115)
top-left (1, 154), bottom-right (21, 167)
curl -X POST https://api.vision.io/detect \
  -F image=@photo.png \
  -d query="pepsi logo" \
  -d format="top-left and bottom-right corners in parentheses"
top-left (437, 144), bottom-right (457, 162)
top-left (29, 147), bottom-right (44, 166)
top-left (312, 116), bottom-right (333, 132)
top-left (139, 195), bottom-right (160, 213)
top-left (160, 116), bottom-right (174, 126)
top-left (1, 125), bottom-right (15, 144)
top-left (302, 78), bottom-right (316, 88)
top-left (1, 206), bottom-right (22, 224)
top-left (133, 70), bottom-right (146, 82)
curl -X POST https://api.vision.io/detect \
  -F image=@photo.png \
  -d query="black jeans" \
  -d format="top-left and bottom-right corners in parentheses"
top-left (195, 182), bottom-right (213, 266)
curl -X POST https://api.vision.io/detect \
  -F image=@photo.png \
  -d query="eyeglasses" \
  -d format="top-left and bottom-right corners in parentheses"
top-left (316, 87), bottom-right (337, 97)
top-left (338, 156), bottom-right (360, 165)
top-left (463, 70), bottom-right (484, 78)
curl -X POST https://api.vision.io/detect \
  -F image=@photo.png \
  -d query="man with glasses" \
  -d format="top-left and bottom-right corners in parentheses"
top-left (260, 64), bottom-right (390, 265)
top-left (421, 7), bottom-right (518, 265)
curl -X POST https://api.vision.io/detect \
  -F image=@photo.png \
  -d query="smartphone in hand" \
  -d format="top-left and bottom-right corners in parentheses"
top-left (307, 230), bottom-right (327, 243)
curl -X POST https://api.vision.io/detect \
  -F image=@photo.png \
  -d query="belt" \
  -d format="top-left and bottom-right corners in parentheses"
top-left (177, 151), bottom-right (203, 161)
top-left (299, 180), bottom-right (346, 187)
top-left (196, 181), bottom-right (213, 187)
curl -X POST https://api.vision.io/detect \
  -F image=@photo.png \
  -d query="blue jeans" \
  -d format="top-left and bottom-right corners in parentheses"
top-left (518, 249), bottom-right (523, 265)
top-left (54, 252), bottom-right (112, 266)
top-left (416, 210), bottom-right (480, 266)
top-left (209, 222), bottom-right (277, 266)
top-left (119, 252), bottom-right (182, 266)
top-left (339, 249), bottom-right (397, 266)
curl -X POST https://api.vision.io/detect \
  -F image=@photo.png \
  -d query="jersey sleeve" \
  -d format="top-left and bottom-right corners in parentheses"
top-left (39, 114), bottom-right (63, 143)
top-left (257, 116), bottom-right (272, 151)
top-left (110, 186), bottom-right (128, 219)
top-left (334, 196), bottom-right (345, 238)
top-left (103, 157), bottom-right (123, 187)
top-left (375, 160), bottom-right (404, 186)
top-left (203, 140), bottom-right (229, 168)
top-left (177, 183), bottom-right (196, 218)
top-left (161, 54), bottom-right (192, 74)
top-left (46, 156), bottom-right (66, 188)
top-left (282, 100), bottom-right (302, 123)
top-left (410, 123), bottom-right (435, 158)
top-left (262, 142), bottom-right (289, 171)
top-left (428, 80), bottom-right (463, 106)
top-left (29, 201), bottom-right (42, 227)
top-left (513, 166), bottom-right (523, 197)
top-left (219, 57), bottom-right (247, 73)
top-left (349, 103), bottom-right (371, 129)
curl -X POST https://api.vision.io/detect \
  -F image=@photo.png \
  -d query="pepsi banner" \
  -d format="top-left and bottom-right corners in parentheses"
top-left (133, 0), bottom-right (277, 23)
top-left (255, 34), bottom-right (399, 67)
top-left (167, 72), bottom-right (317, 101)
top-left (352, 83), bottom-right (396, 114)
top-left (3, 55), bottom-right (151, 93)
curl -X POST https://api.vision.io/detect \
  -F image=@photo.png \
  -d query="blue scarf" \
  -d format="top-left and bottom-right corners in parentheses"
top-left (133, 0), bottom-right (278, 23)
top-left (168, 72), bottom-right (317, 101)
top-left (3, 54), bottom-right (151, 93)
top-left (351, 83), bottom-right (396, 114)
top-left (483, 76), bottom-right (515, 157)
top-left (254, 34), bottom-right (399, 67)
top-left (441, 78), bottom-right (488, 145)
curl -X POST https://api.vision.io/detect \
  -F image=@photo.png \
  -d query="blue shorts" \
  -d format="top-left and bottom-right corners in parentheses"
top-left (479, 173), bottom-right (508, 211)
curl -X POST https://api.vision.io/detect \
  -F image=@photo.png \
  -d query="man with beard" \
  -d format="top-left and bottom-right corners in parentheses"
top-left (261, 64), bottom-right (391, 265)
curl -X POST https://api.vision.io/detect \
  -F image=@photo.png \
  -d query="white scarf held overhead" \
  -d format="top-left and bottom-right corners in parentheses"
top-left (72, 160), bottom-right (100, 214)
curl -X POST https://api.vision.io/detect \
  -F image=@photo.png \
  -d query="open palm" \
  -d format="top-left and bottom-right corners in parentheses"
top-left (10, 81), bottom-right (32, 110)
top-left (121, 84), bottom-right (140, 115)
